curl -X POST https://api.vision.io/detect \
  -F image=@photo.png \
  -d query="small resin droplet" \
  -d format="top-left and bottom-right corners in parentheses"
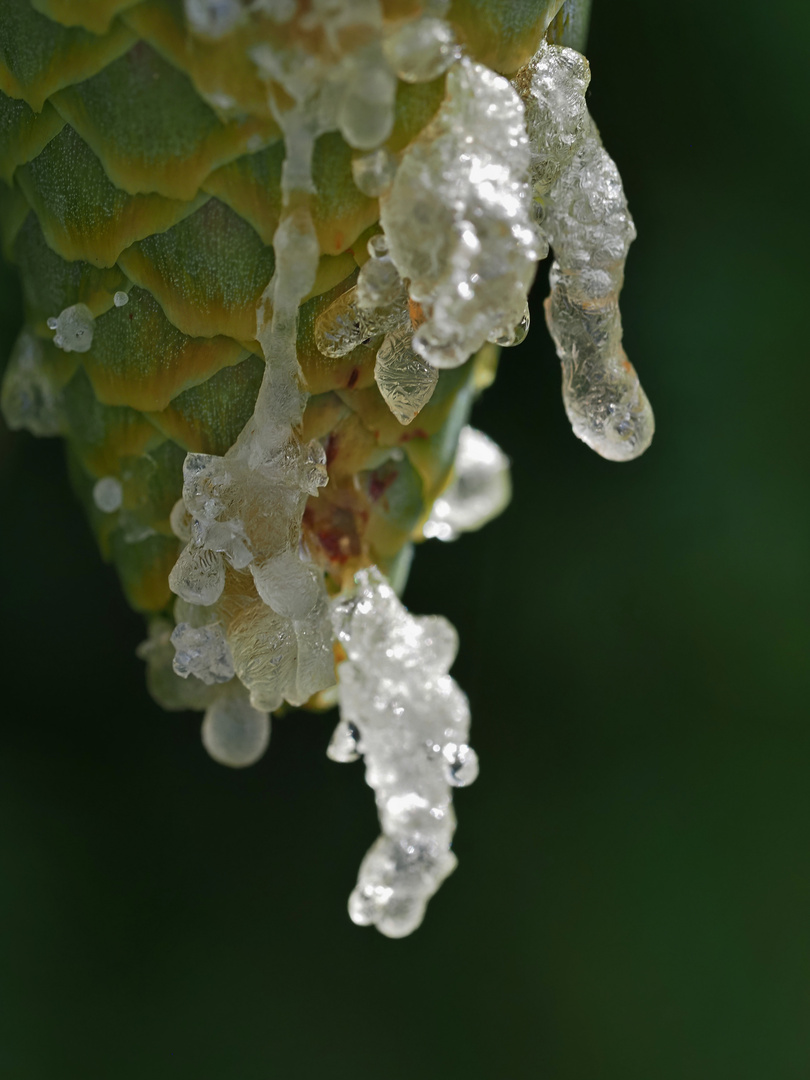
top-left (327, 719), bottom-right (361, 763)
top-left (352, 149), bottom-right (398, 197)
top-left (382, 16), bottom-right (459, 83)
top-left (338, 59), bottom-right (397, 150)
top-left (488, 305), bottom-right (530, 347)
top-left (314, 288), bottom-right (368, 358)
top-left (367, 234), bottom-right (389, 259)
top-left (444, 743), bottom-right (480, 787)
top-left (48, 303), bottom-right (94, 353)
top-left (184, 0), bottom-right (244, 39)
top-left (92, 476), bottom-right (123, 513)
top-left (201, 687), bottom-right (270, 768)
top-left (424, 426), bottom-right (512, 540)
top-left (113, 291), bottom-right (129, 307)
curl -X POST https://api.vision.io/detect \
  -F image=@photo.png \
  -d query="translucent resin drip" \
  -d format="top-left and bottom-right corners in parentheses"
top-left (201, 682), bottom-right (271, 769)
top-left (544, 124), bottom-right (654, 461)
top-left (374, 326), bottom-right (438, 426)
top-left (331, 568), bottom-right (477, 938)
top-left (424, 426), bottom-right (512, 541)
top-left (516, 42), bottom-right (654, 461)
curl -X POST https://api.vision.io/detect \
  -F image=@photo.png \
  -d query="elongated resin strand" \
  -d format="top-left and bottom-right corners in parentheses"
top-left (166, 8), bottom-right (410, 714)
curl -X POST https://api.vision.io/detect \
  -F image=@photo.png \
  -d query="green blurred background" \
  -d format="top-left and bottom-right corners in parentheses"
top-left (1, 1), bottom-right (808, 1076)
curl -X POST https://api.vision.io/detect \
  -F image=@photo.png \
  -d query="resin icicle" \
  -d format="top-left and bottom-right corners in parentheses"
top-left (515, 41), bottom-right (654, 461)
top-left (544, 121), bottom-right (654, 461)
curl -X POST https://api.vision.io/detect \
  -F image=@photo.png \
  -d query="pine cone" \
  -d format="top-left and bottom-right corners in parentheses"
top-left (2, 1), bottom-right (656, 937)
top-left (1, 0), bottom-right (560, 619)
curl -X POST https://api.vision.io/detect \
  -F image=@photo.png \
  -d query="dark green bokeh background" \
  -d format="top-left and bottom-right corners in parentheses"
top-left (1, 2), bottom-right (808, 1076)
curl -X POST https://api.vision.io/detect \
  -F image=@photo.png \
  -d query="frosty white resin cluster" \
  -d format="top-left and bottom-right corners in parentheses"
top-left (315, 45), bottom-right (546, 425)
top-left (331, 568), bottom-right (477, 938)
top-left (516, 42), bottom-right (654, 461)
top-left (171, 619), bottom-right (234, 685)
top-left (424, 426), bottom-right (512, 541)
top-left (380, 56), bottom-right (542, 369)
